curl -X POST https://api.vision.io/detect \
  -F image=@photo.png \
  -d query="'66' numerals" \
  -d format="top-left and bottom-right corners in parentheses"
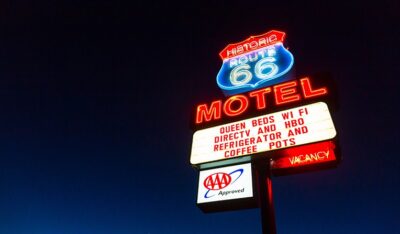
top-left (229, 57), bottom-right (278, 86)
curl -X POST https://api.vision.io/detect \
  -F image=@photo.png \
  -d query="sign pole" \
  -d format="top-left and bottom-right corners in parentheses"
top-left (256, 160), bottom-right (277, 234)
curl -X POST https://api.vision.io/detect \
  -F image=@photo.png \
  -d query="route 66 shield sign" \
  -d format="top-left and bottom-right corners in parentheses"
top-left (216, 30), bottom-right (294, 96)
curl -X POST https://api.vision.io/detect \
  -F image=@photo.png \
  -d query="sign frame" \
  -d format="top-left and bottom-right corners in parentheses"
top-left (190, 102), bottom-right (337, 165)
top-left (196, 162), bottom-right (259, 213)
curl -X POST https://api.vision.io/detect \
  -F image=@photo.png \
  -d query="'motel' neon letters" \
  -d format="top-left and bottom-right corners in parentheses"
top-left (217, 30), bottom-right (294, 96)
top-left (196, 77), bottom-right (328, 125)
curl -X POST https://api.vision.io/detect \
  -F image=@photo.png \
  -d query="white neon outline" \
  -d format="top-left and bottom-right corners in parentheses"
top-left (229, 64), bottom-right (252, 86)
top-left (254, 57), bottom-right (278, 80)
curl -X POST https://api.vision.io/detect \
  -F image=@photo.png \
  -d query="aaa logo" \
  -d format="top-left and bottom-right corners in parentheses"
top-left (203, 169), bottom-right (243, 198)
top-left (204, 172), bottom-right (232, 190)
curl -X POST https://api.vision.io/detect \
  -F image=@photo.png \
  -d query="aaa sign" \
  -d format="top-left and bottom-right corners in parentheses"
top-left (197, 163), bottom-right (253, 204)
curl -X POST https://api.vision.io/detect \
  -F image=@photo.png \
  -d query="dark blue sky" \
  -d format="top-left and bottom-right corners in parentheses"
top-left (1, 1), bottom-right (399, 233)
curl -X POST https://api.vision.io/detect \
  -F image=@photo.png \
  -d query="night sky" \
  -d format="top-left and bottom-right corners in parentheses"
top-left (1, 1), bottom-right (399, 233)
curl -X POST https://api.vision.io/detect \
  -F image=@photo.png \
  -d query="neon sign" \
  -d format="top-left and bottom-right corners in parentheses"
top-left (271, 141), bottom-right (337, 169)
top-left (191, 29), bottom-right (341, 215)
top-left (217, 30), bottom-right (294, 96)
top-left (196, 77), bottom-right (328, 125)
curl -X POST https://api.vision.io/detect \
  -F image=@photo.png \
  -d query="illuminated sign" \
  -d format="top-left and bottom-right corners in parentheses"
top-left (190, 102), bottom-right (336, 165)
top-left (217, 30), bottom-right (294, 96)
top-left (191, 28), bottom-right (341, 218)
top-left (196, 77), bottom-right (328, 125)
top-left (197, 163), bottom-right (253, 204)
top-left (271, 141), bottom-right (337, 169)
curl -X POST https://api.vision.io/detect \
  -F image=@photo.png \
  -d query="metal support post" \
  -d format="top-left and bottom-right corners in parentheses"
top-left (255, 160), bottom-right (277, 234)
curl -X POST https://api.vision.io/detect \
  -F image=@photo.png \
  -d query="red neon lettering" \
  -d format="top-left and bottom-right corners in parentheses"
top-left (301, 77), bottom-right (328, 98)
top-left (196, 101), bottom-right (222, 124)
top-left (271, 141), bottom-right (336, 169)
top-left (223, 95), bottom-right (249, 117)
top-left (274, 81), bottom-right (301, 105)
top-left (194, 78), bottom-right (330, 125)
top-left (249, 87), bottom-right (271, 110)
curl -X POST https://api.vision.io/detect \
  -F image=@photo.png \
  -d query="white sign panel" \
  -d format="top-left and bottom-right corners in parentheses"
top-left (197, 163), bottom-right (253, 204)
top-left (191, 102), bottom-right (336, 165)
